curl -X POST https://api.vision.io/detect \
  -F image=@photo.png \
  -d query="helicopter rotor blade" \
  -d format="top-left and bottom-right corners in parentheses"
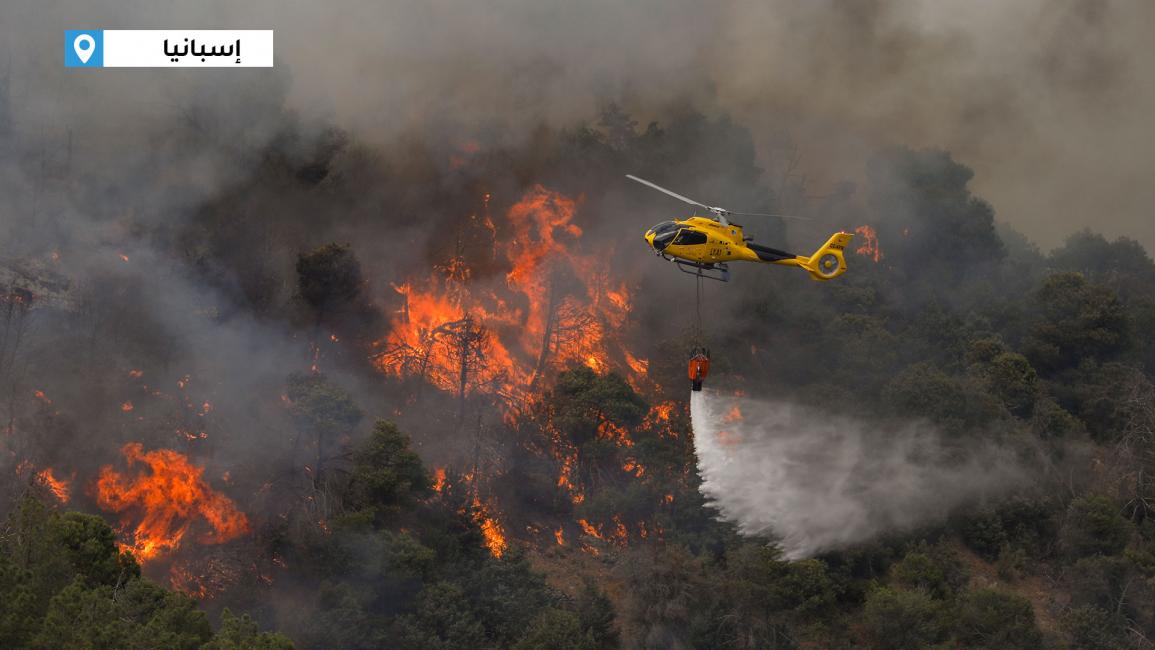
top-left (626, 174), bottom-right (809, 221)
top-left (724, 210), bottom-right (810, 221)
top-left (625, 175), bottom-right (713, 212)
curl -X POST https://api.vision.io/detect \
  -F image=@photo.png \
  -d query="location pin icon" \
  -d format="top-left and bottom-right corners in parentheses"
top-left (73, 34), bottom-right (95, 64)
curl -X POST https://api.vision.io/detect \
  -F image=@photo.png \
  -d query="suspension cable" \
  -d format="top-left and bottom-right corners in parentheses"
top-left (694, 274), bottom-right (704, 346)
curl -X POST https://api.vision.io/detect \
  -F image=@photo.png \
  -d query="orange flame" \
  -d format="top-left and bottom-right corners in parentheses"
top-left (597, 419), bottom-right (634, 448)
top-left (36, 468), bottom-right (71, 503)
top-left (374, 185), bottom-right (644, 402)
top-left (578, 518), bottom-right (603, 540)
top-left (622, 458), bottom-right (646, 478)
top-left (432, 467), bottom-right (447, 493)
top-left (854, 225), bottom-right (883, 262)
top-left (95, 443), bottom-right (249, 562)
top-left (472, 495), bottom-right (507, 558)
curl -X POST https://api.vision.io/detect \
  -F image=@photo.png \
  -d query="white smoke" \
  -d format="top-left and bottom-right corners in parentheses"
top-left (690, 389), bottom-right (1026, 559)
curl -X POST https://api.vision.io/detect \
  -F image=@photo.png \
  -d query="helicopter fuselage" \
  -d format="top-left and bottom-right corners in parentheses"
top-left (644, 216), bottom-right (802, 267)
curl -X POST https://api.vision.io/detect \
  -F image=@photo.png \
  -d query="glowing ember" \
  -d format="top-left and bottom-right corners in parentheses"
top-left (121, 401), bottom-right (134, 412)
top-left (554, 527), bottom-right (565, 546)
top-left (169, 563), bottom-right (209, 600)
top-left (36, 468), bottom-right (71, 503)
top-left (611, 515), bottom-right (628, 543)
top-left (33, 389), bottom-right (51, 404)
top-left (854, 225), bottom-right (883, 262)
top-left (597, 419), bottom-right (634, 448)
top-left (95, 443), bottom-right (250, 562)
top-left (432, 467), bottom-right (447, 493)
top-left (622, 458), bottom-right (645, 478)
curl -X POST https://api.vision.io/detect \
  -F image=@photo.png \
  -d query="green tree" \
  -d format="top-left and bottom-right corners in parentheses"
top-left (32, 576), bottom-right (213, 650)
top-left (975, 352), bottom-right (1038, 417)
top-left (512, 608), bottom-right (596, 650)
top-left (296, 243), bottom-right (364, 318)
top-left (0, 554), bottom-right (40, 647)
top-left (1049, 230), bottom-right (1155, 300)
top-left (344, 420), bottom-right (430, 522)
top-left (1059, 606), bottom-right (1128, 650)
top-left (954, 588), bottom-right (1042, 649)
top-left (574, 579), bottom-right (618, 649)
top-left (1061, 496), bottom-right (1131, 559)
top-left (286, 372), bottom-right (362, 491)
top-left (1024, 273), bottom-right (1130, 372)
top-left (865, 147), bottom-right (1005, 288)
top-left (883, 363), bottom-right (1003, 434)
top-left (862, 587), bottom-right (947, 649)
top-left (394, 581), bottom-right (486, 650)
top-left (200, 609), bottom-right (294, 650)
top-left (890, 544), bottom-right (968, 599)
top-left (548, 367), bottom-right (647, 446)
top-left (1067, 556), bottom-right (1132, 613)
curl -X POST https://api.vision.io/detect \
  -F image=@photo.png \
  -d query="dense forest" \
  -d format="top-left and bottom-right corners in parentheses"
top-left (3, 101), bottom-right (1155, 650)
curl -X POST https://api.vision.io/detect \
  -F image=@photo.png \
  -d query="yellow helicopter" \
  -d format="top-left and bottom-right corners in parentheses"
top-left (629, 175), bottom-right (854, 282)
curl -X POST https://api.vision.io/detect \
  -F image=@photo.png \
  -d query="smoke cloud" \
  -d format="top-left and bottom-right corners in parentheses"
top-left (4, 0), bottom-right (1155, 250)
top-left (690, 389), bottom-right (1027, 559)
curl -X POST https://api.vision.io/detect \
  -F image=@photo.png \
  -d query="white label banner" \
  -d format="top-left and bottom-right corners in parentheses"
top-left (69, 30), bottom-right (274, 68)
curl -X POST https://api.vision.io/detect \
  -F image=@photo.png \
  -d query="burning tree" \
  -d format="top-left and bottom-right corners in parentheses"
top-left (374, 185), bottom-right (641, 407)
top-left (285, 373), bottom-right (363, 505)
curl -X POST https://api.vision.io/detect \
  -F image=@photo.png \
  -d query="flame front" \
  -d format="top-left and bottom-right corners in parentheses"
top-left (95, 443), bottom-right (249, 562)
top-left (472, 495), bottom-right (507, 557)
top-left (372, 185), bottom-right (668, 560)
top-left (375, 185), bottom-right (642, 402)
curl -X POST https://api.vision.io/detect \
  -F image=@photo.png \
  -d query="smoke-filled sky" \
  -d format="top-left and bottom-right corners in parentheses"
top-left (2, 0), bottom-right (1153, 251)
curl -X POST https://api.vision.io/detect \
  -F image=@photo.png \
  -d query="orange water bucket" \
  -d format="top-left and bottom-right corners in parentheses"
top-left (688, 354), bottom-right (710, 391)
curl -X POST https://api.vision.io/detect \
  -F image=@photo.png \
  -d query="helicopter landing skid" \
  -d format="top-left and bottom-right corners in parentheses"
top-left (673, 259), bottom-right (730, 282)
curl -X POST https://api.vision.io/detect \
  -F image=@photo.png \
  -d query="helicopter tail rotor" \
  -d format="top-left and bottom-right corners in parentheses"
top-left (801, 232), bottom-right (855, 281)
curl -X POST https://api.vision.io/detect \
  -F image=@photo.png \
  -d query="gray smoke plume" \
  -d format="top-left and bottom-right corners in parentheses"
top-left (690, 389), bottom-right (1026, 559)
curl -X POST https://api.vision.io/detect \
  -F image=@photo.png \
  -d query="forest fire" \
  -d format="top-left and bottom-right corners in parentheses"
top-left (368, 185), bottom-right (681, 562)
top-left (854, 225), bottom-right (884, 262)
top-left (95, 443), bottom-right (249, 563)
top-left (374, 185), bottom-right (641, 403)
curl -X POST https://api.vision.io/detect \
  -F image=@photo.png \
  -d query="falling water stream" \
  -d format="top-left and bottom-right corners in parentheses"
top-left (690, 389), bottom-right (1026, 559)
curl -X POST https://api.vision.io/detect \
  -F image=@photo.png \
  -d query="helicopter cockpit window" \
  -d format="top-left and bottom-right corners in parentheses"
top-left (648, 221), bottom-right (679, 236)
top-left (649, 221), bottom-right (680, 251)
top-left (672, 229), bottom-right (707, 245)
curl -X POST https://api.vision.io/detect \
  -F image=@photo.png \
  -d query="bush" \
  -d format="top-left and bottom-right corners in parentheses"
top-left (862, 587), bottom-right (947, 649)
top-left (954, 588), bottom-right (1042, 649)
top-left (1060, 497), bottom-right (1131, 559)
